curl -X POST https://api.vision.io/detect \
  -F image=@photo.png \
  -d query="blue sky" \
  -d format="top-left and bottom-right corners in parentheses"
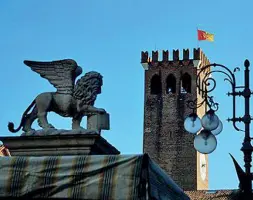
top-left (1, 0), bottom-right (253, 190)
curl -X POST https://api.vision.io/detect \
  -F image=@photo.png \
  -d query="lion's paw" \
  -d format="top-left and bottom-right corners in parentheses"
top-left (97, 108), bottom-right (106, 114)
top-left (72, 126), bottom-right (86, 130)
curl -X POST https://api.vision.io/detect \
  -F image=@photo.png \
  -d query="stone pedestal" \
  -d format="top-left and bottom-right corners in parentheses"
top-left (0, 134), bottom-right (120, 156)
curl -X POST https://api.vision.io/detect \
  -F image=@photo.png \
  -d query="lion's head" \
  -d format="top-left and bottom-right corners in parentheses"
top-left (73, 71), bottom-right (103, 106)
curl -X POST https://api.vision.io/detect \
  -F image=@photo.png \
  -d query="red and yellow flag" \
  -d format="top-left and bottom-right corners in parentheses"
top-left (198, 29), bottom-right (214, 42)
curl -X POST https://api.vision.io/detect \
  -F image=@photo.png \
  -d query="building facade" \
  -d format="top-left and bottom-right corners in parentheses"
top-left (141, 48), bottom-right (210, 190)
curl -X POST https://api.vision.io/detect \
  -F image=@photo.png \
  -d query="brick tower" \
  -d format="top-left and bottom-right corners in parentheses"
top-left (141, 48), bottom-right (210, 190)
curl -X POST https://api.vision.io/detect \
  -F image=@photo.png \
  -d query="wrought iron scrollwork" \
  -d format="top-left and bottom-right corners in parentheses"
top-left (185, 59), bottom-right (253, 196)
top-left (187, 62), bottom-right (244, 132)
top-left (186, 96), bottom-right (219, 112)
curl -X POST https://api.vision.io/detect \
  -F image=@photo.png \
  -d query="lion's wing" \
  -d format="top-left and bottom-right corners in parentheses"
top-left (24, 59), bottom-right (82, 94)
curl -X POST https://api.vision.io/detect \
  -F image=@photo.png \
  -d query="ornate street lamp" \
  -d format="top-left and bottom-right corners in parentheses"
top-left (184, 60), bottom-right (253, 197)
top-left (184, 108), bottom-right (222, 154)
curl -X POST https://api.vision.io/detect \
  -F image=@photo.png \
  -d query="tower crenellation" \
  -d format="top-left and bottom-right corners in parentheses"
top-left (141, 48), bottom-right (210, 68)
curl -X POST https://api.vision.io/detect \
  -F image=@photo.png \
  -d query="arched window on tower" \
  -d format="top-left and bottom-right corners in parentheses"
top-left (166, 74), bottom-right (176, 94)
top-left (150, 74), bottom-right (162, 95)
top-left (181, 73), bottom-right (191, 93)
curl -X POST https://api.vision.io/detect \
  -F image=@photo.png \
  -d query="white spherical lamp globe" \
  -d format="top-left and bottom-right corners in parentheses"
top-left (184, 113), bottom-right (202, 134)
top-left (201, 110), bottom-right (219, 131)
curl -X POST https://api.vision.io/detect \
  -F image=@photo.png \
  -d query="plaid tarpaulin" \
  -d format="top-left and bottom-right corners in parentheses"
top-left (0, 154), bottom-right (189, 200)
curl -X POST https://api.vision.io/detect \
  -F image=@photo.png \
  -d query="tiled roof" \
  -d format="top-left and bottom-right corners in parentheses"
top-left (185, 190), bottom-right (242, 200)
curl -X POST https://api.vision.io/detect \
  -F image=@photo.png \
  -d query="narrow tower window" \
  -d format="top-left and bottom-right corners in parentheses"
top-left (151, 74), bottom-right (162, 94)
top-left (166, 74), bottom-right (176, 94)
top-left (181, 73), bottom-right (191, 93)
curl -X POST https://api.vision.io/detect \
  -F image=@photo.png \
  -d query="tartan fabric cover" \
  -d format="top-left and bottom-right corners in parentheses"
top-left (0, 154), bottom-right (189, 200)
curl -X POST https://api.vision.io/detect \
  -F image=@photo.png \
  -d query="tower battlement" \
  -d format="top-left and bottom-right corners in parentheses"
top-left (141, 48), bottom-right (210, 68)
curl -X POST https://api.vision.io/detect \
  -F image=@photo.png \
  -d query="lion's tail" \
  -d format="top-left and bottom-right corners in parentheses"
top-left (8, 99), bottom-right (36, 133)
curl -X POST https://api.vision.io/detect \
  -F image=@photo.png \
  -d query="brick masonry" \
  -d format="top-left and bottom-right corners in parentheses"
top-left (142, 48), bottom-right (210, 190)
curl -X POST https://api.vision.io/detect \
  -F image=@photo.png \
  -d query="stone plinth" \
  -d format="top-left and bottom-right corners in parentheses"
top-left (0, 134), bottom-right (120, 156)
top-left (87, 113), bottom-right (110, 133)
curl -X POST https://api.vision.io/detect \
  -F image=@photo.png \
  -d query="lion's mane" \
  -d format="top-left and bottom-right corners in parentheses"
top-left (73, 71), bottom-right (103, 106)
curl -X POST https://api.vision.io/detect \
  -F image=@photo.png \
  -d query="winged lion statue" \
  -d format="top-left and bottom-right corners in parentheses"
top-left (8, 59), bottom-right (106, 133)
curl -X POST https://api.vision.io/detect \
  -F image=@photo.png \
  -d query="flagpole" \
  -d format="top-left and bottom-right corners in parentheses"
top-left (197, 27), bottom-right (199, 48)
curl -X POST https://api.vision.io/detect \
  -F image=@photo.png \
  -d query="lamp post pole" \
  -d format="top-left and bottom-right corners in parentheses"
top-left (184, 59), bottom-right (253, 197)
top-left (229, 60), bottom-right (252, 197)
top-left (241, 60), bottom-right (252, 196)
